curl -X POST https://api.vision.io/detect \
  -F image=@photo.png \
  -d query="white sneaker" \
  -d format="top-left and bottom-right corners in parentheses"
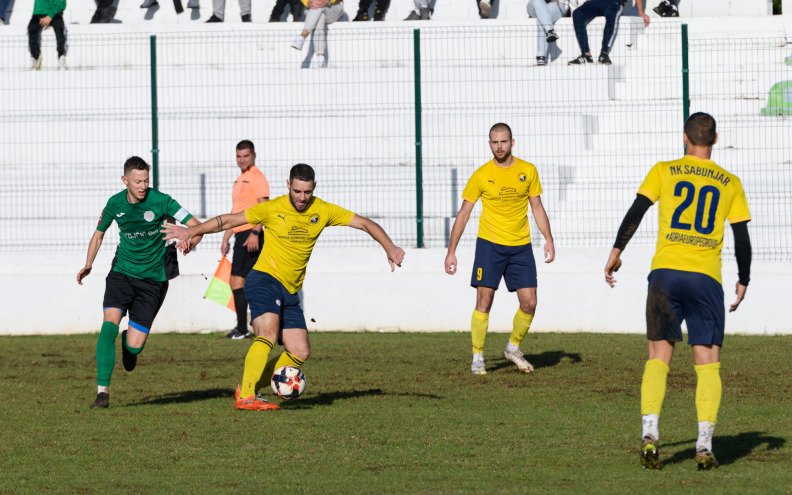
top-left (503, 342), bottom-right (534, 373)
top-left (58, 55), bottom-right (67, 70)
top-left (479, 0), bottom-right (490, 18)
top-left (313, 54), bottom-right (327, 68)
top-left (31, 54), bottom-right (42, 70)
top-left (471, 356), bottom-right (486, 375)
top-left (291, 35), bottom-right (305, 51)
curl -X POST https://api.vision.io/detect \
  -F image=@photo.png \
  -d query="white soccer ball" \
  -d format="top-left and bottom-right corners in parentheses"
top-left (271, 365), bottom-right (306, 400)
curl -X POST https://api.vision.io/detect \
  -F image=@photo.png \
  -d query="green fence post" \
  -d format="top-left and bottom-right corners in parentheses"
top-left (681, 24), bottom-right (689, 154)
top-left (150, 35), bottom-right (159, 190)
top-left (413, 28), bottom-right (424, 248)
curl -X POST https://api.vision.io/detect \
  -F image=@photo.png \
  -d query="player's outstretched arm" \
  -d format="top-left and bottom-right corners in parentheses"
top-left (348, 214), bottom-right (405, 271)
top-left (161, 212), bottom-right (248, 252)
top-left (77, 229), bottom-right (106, 285)
top-left (445, 200), bottom-right (474, 275)
top-left (604, 247), bottom-right (623, 288)
top-left (178, 217), bottom-right (205, 255)
top-left (529, 196), bottom-right (555, 263)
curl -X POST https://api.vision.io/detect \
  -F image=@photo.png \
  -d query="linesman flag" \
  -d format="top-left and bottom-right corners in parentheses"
top-left (204, 256), bottom-right (236, 312)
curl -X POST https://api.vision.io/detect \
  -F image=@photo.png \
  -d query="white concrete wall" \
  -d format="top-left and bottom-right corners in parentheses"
top-left (1, 246), bottom-right (789, 335)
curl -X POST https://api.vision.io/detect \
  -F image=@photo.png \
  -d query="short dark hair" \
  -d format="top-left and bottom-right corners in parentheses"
top-left (236, 140), bottom-right (255, 153)
top-left (124, 156), bottom-right (150, 176)
top-left (489, 122), bottom-right (513, 140)
top-left (684, 112), bottom-right (717, 147)
top-left (290, 163), bottom-right (315, 183)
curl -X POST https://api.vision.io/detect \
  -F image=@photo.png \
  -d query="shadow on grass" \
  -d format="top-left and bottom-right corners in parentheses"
top-left (280, 388), bottom-right (444, 409)
top-left (661, 431), bottom-right (786, 467)
top-left (489, 349), bottom-right (582, 372)
top-left (126, 388), bottom-right (233, 406)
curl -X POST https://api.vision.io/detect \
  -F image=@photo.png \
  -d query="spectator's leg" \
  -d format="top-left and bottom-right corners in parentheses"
top-left (313, 3), bottom-right (342, 55)
top-left (290, 0), bottom-right (305, 21)
top-left (527, 0), bottom-right (557, 57)
top-left (572, 1), bottom-right (598, 55)
top-left (28, 16), bottom-right (43, 60)
top-left (375, 0), bottom-right (391, 18)
top-left (212, 0), bottom-right (226, 20)
top-left (601, 0), bottom-right (624, 55)
top-left (303, 7), bottom-right (323, 35)
top-left (269, 0), bottom-right (289, 21)
top-left (52, 13), bottom-right (68, 57)
top-left (355, 0), bottom-right (373, 19)
top-left (238, 0), bottom-right (251, 17)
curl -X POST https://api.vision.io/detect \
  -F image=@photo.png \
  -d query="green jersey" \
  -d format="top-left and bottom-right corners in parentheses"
top-left (97, 188), bottom-right (193, 282)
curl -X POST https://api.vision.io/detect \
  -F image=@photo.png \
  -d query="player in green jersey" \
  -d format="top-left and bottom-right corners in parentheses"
top-left (77, 156), bottom-right (204, 409)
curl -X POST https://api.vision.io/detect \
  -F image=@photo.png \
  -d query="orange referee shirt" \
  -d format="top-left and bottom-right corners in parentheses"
top-left (231, 165), bottom-right (269, 233)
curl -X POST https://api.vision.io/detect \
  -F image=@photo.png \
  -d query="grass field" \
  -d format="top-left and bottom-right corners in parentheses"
top-left (1, 332), bottom-right (790, 494)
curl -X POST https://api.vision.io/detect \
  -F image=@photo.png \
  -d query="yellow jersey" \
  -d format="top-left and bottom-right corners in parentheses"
top-left (638, 155), bottom-right (751, 284)
top-left (461, 157), bottom-right (543, 246)
top-left (244, 195), bottom-right (355, 293)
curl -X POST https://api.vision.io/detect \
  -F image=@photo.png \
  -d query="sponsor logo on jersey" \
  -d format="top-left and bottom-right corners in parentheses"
top-left (500, 187), bottom-right (517, 194)
top-left (144, 211), bottom-right (155, 222)
top-left (277, 214), bottom-right (286, 222)
top-left (309, 214), bottom-right (319, 224)
top-left (116, 212), bottom-right (125, 217)
top-left (290, 227), bottom-right (308, 235)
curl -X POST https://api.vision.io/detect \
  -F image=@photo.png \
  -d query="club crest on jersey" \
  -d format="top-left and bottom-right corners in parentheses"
top-left (144, 211), bottom-right (155, 222)
top-left (309, 214), bottom-right (320, 224)
top-left (519, 173), bottom-right (527, 182)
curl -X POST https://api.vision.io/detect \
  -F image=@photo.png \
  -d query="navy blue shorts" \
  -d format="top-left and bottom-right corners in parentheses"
top-left (103, 270), bottom-right (168, 334)
top-left (471, 238), bottom-right (537, 291)
top-left (244, 270), bottom-right (306, 331)
top-left (646, 269), bottom-right (725, 346)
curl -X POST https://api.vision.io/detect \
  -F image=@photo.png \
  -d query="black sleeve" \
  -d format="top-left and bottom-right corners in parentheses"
top-left (731, 221), bottom-right (751, 286)
top-left (613, 194), bottom-right (653, 251)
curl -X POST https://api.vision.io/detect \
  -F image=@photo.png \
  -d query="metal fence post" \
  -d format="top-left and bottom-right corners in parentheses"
top-left (681, 24), bottom-right (689, 154)
top-left (413, 29), bottom-right (424, 248)
top-left (150, 35), bottom-right (159, 190)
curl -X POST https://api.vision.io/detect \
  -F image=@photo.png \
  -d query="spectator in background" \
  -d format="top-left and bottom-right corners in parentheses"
top-left (290, 0), bottom-right (344, 69)
top-left (205, 0), bottom-right (252, 22)
top-left (1, 0), bottom-right (10, 23)
top-left (29, 0), bottom-right (67, 70)
top-left (477, 0), bottom-right (490, 19)
top-left (91, 0), bottom-right (114, 23)
top-left (270, 0), bottom-right (306, 21)
top-left (568, 0), bottom-right (649, 66)
top-left (527, 0), bottom-right (577, 66)
top-left (222, 140), bottom-right (270, 340)
top-left (652, 0), bottom-right (679, 17)
top-left (353, 0), bottom-right (389, 20)
top-left (404, 0), bottom-right (430, 20)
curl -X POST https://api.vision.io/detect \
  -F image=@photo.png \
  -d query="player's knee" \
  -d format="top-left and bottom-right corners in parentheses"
top-left (293, 348), bottom-right (310, 362)
top-left (520, 298), bottom-right (537, 314)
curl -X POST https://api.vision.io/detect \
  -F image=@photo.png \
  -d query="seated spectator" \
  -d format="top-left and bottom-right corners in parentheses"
top-left (205, 0), bottom-right (252, 22)
top-left (0, 0), bottom-right (10, 23)
top-left (568, 0), bottom-right (649, 66)
top-left (29, 0), bottom-right (67, 70)
top-left (353, 0), bottom-right (389, 20)
top-left (477, 0), bottom-right (490, 19)
top-left (527, 0), bottom-right (578, 66)
top-left (404, 0), bottom-right (430, 20)
top-left (290, 0), bottom-right (344, 69)
top-left (652, 0), bottom-right (678, 17)
top-left (270, 0), bottom-right (306, 21)
top-left (91, 0), bottom-right (115, 23)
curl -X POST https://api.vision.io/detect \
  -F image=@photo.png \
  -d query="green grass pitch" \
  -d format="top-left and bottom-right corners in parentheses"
top-left (0, 332), bottom-right (790, 494)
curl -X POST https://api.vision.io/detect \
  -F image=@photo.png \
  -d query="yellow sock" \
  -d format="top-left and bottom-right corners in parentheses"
top-left (694, 362), bottom-right (721, 423)
top-left (641, 359), bottom-right (670, 416)
top-left (240, 336), bottom-right (274, 398)
top-left (471, 310), bottom-right (489, 354)
top-left (256, 351), bottom-right (306, 393)
top-left (509, 309), bottom-right (534, 347)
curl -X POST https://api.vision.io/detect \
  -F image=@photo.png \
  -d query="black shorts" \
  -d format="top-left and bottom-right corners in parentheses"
top-left (471, 238), bottom-right (537, 291)
top-left (103, 270), bottom-right (169, 333)
top-left (231, 231), bottom-right (263, 278)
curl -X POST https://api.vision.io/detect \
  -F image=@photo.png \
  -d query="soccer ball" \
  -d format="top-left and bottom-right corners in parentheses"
top-left (271, 365), bottom-right (306, 400)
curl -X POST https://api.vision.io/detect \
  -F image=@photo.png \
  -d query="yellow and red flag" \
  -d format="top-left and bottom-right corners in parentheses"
top-left (204, 256), bottom-right (235, 312)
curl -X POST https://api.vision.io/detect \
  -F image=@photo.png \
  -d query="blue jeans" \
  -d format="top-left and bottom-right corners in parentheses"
top-left (572, 0), bottom-right (624, 55)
